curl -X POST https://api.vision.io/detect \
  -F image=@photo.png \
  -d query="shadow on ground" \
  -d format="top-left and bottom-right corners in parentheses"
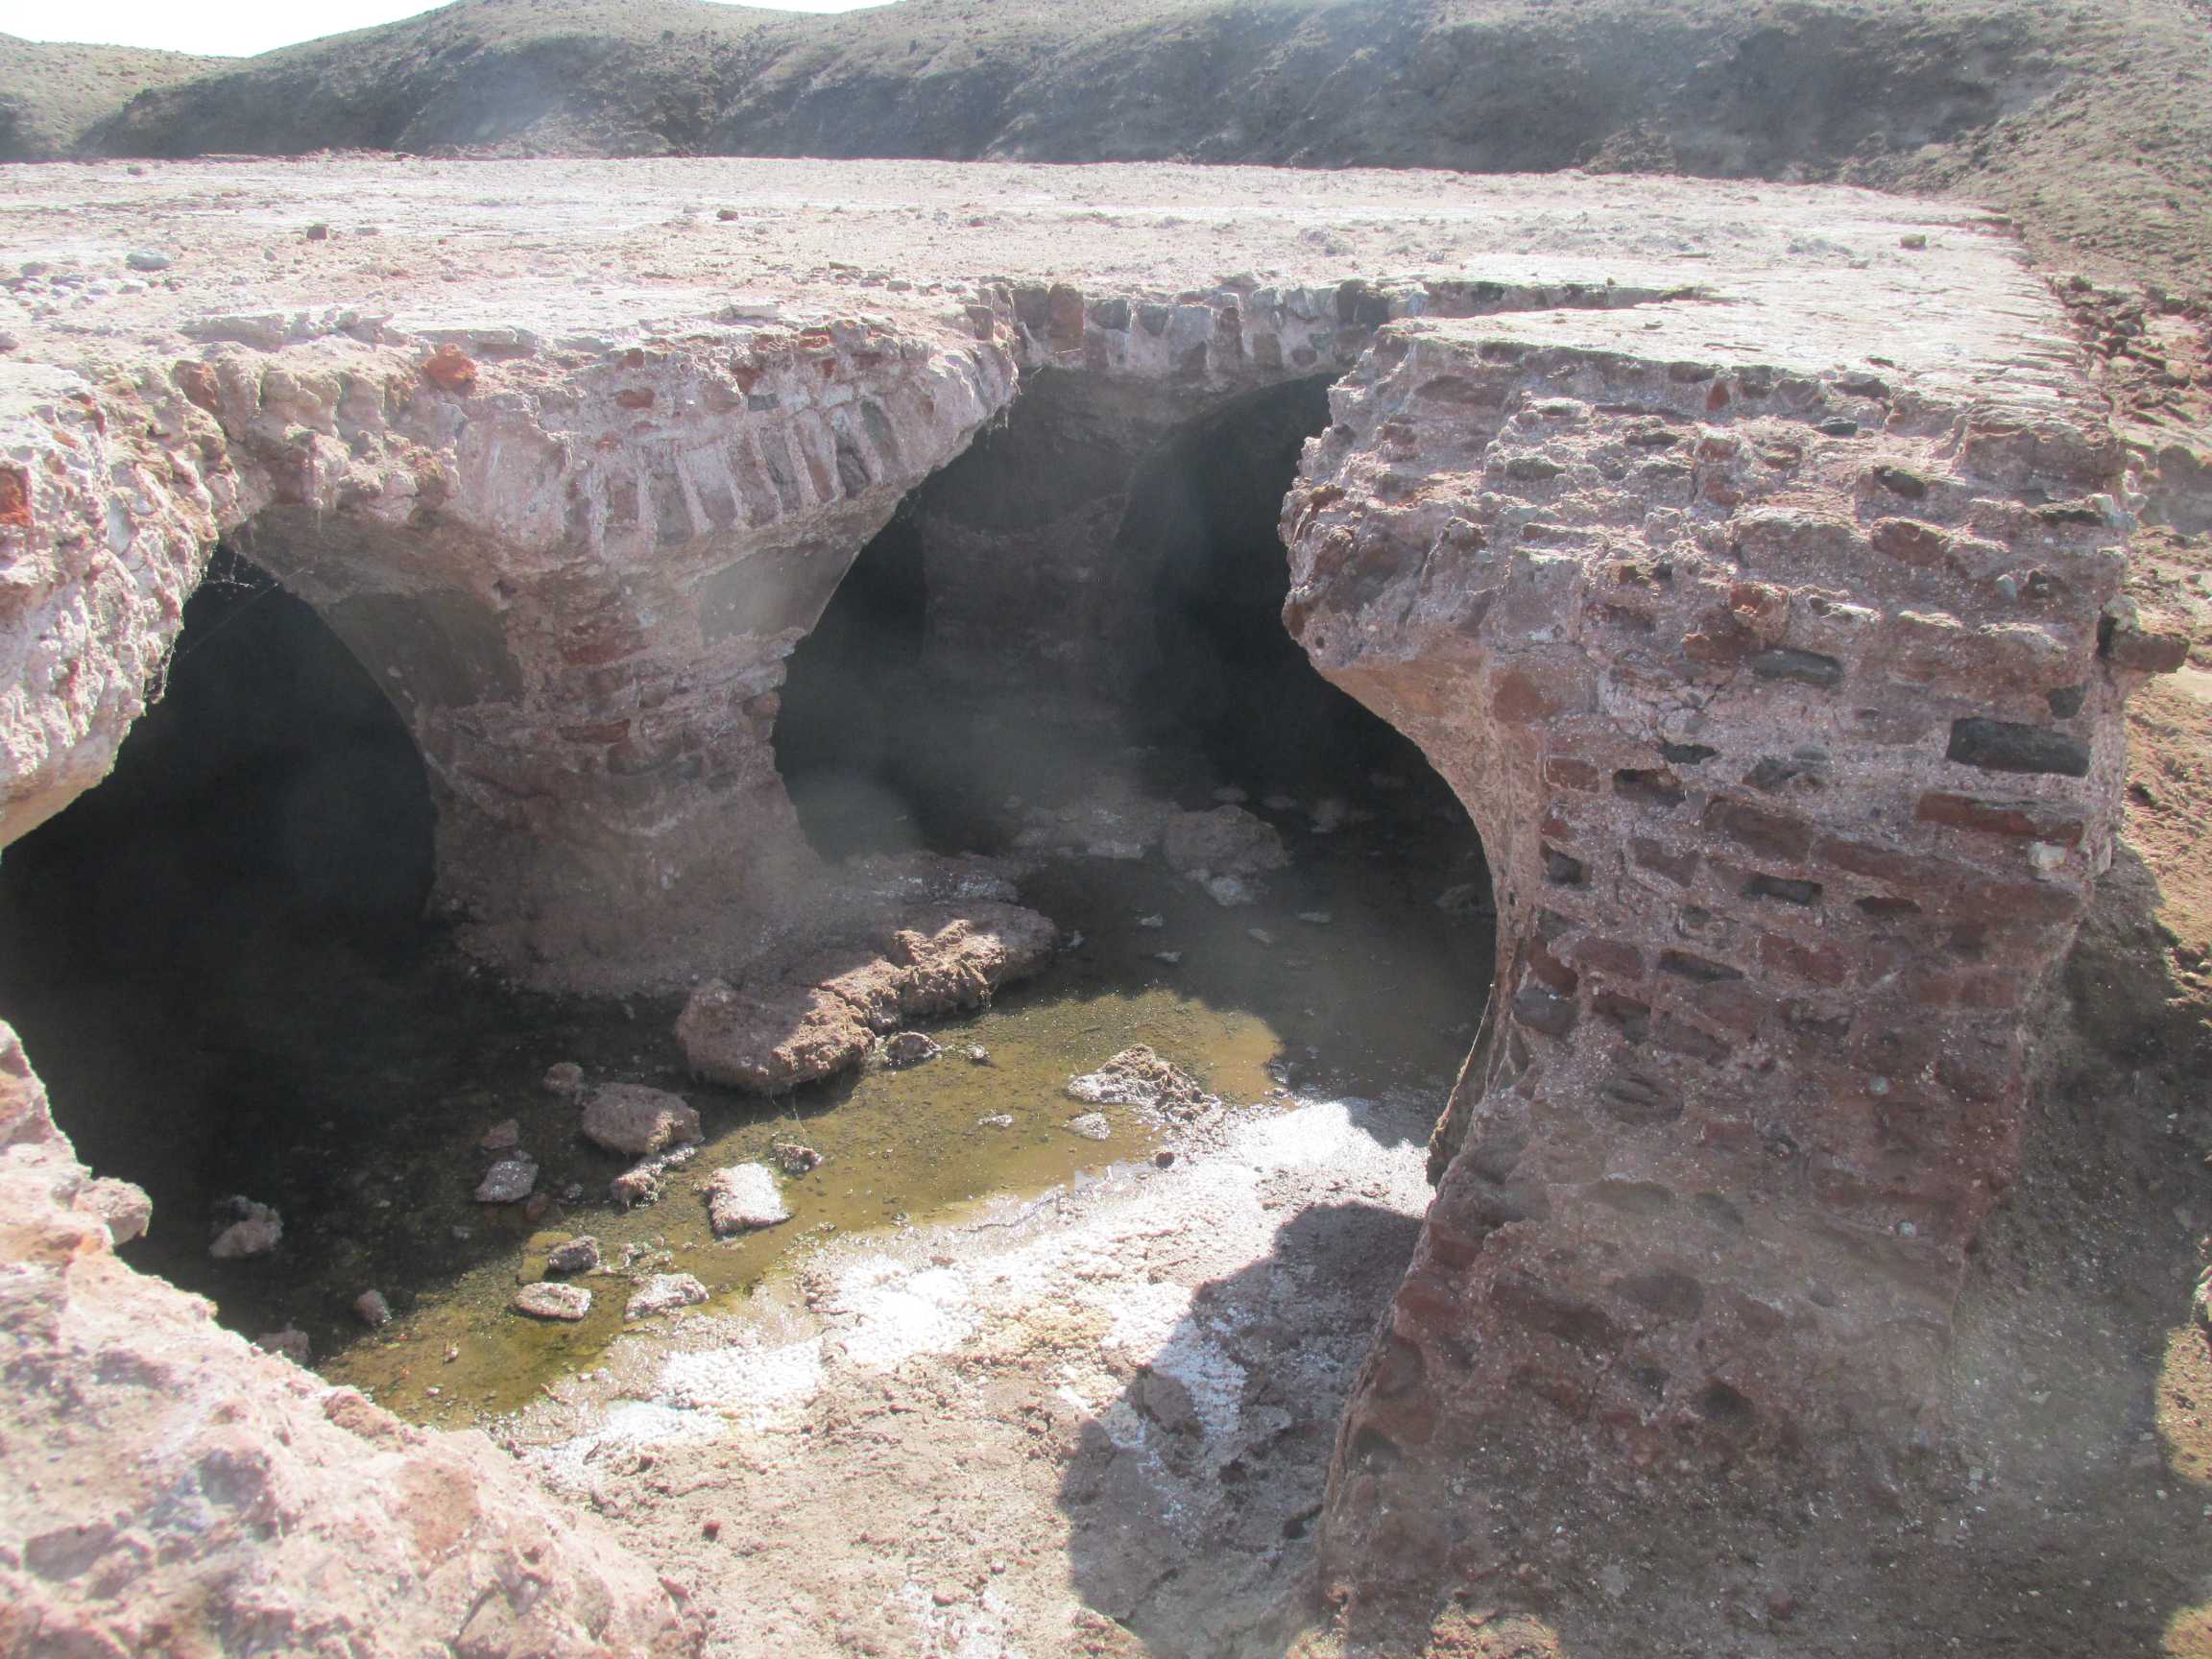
top-left (1058, 1199), bottom-right (1425, 1658)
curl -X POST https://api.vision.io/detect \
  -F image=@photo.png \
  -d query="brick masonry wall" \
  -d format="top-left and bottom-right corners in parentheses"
top-left (1280, 319), bottom-right (2191, 1597)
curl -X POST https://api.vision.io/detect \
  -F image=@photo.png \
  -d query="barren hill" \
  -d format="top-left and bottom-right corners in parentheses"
top-left (44, 0), bottom-right (2212, 300)
top-left (0, 33), bottom-right (221, 160)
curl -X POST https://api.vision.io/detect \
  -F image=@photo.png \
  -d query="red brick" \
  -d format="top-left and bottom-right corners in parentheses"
top-left (1491, 666), bottom-right (1564, 724)
top-left (421, 344), bottom-right (477, 392)
top-left (173, 359), bottom-right (222, 414)
top-left (1813, 833), bottom-right (1956, 891)
top-left (1760, 933), bottom-right (1850, 987)
top-left (1914, 792), bottom-right (2086, 846)
top-left (1565, 937), bottom-right (1646, 980)
top-left (1526, 937), bottom-right (1580, 995)
top-left (1632, 837), bottom-right (1700, 886)
top-left (1704, 797), bottom-right (1814, 862)
top-left (1543, 756), bottom-right (1602, 791)
top-left (0, 467), bottom-right (29, 530)
top-left (1870, 517), bottom-right (1953, 567)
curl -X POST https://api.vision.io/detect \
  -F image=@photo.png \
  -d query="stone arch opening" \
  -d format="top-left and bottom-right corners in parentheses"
top-left (0, 547), bottom-right (439, 1314)
top-left (778, 372), bottom-right (1485, 865)
top-left (774, 368), bottom-right (1495, 1104)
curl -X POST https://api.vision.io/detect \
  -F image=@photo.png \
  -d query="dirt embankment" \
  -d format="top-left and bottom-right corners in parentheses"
top-left (34, 0), bottom-right (2211, 304)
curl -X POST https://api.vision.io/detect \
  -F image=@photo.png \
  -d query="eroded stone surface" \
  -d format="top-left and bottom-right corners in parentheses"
top-left (677, 902), bottom-right (1056, 1090)
top-left (0, 1022), bottom-right (697, 1656)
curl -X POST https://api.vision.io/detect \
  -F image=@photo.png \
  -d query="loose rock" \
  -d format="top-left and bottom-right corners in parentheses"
top-left (542, 1061), bottom-right (585, 1098)
top-left (581, 1083), bottom-right (702, 1158)
top-left (479, 1118), bottom-right (521, 1151)
top-left (1065, 1113), bottom-right (1114, 1142)
top-left (1163, 805), bottom-right (1290, 891)
top-left (626, 1273), bottom-right (709, 1319)
top-left (514, 1282), bottom-right (592, 1321)
top-left (546, 1235), bottom-right (602, 1274)
top-left (707, 1164), bottom-right (791, 1235)
top-left (353, 1289), bottom-right (393, 1327)
top-left (209, 1196), bottom-right (282, 1260)
top-left (254, 1327), bottom-right (313, 1365)
top-left (772, 1142), bottom-right (823, 1176)
top-left (473, 1155), bottom-right (538, 1204)
top-left (73, 1177), bottom-right (151, 1244)
top-left (1067, 1046), bottom-right (1219, 1119)
top-left (883, 1031), bottom-right (941, 1067)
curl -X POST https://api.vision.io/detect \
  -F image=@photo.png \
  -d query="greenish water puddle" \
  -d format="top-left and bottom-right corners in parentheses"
top-left (321, 978), bottom-right (1281, 1423)
top-left (12, 751), bottom-right (1489, 1428)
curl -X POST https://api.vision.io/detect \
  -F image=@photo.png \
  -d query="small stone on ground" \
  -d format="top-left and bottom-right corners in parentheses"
top-left (514, 1282), bottom-right (592, 1321)
top-left (626, 1273), bottom-right (709, 1319)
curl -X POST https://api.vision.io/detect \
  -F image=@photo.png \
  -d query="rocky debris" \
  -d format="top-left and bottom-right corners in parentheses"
top-left (1012, 782), bottom-right (1174, 861)
top-left (706, 1164), bottom-right (791, 1236)
top-left (547, 1235), bottom-right (603, 1274)
top-left (883, 1030), bottom-right (941, 1067)
top-left (1064, 1113), bottom-right (1114, 1141)
top-left (1295, 910), bottom-right (1333, 926)
top-left (473, 1154), bottom-right (538, 1204)
top-left (1067, 1046), bottom-right (1220, 1120)
top-left (209, 1195), bottom-right (281, 1259)
top-left (626, 1273), bottom-right (709, 1320)
top-left (479, 1117), bottom-right (521, 1151)
top-left (977, 1114), bottom-right (1016, 1130)
top-left (1308, 798), bottom-right (1368, 834)
top-left (772, 1142), bottom-right (824, 1176)
top-left (253, 1327), bottom-right (313, 1365)
top-left (964, 1045), bottom-right (992, 1065)
top-left (677, 904), bottom-right (1055, 1091)
top-left (123, 249), bottom-right (170, 272)
top-left (514, 1282), bottom-right (592, 1321)
top-left (581, 1084), bottom-right (703, 1158)
top-left (1162, 806), bottom-right (1290, 899)
top-left (72, 1176), bottom-right (150, 1244)
top-left (1154, 950), bottom-right (1184, 965)
top-left (1202, 875), bottom-right (1256, 907)
top-left (678, 981), bottom-right (872, 1094)
top-left (612, 1143), bottom-right (699, 1210)
top-left (1247, 927), bottom-right (1276, 947)
top-left (352, 1289), bottom-right (392, 1328)
top-left (1138, 913), bottom-right (1166, 927)
top-left (542, 1061), bottom-right (585, 1098)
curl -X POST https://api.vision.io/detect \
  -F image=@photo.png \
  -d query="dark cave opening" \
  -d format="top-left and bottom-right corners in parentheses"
top-left (775, 373), bottom-right (1480, 867)
top-left (0, 550), bottom-right (439, 1302)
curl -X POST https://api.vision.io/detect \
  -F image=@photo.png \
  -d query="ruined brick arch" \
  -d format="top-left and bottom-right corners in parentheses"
top-left (1278, 318), bottom-right (2191, 1594)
